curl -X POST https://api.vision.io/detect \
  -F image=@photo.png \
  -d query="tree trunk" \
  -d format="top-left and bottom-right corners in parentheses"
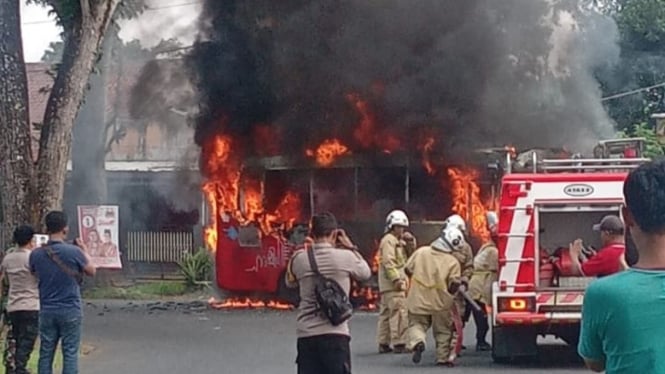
top-left (70, 35), bottom-right (114, 207)
top-left (0, 0), bottom-right (36, 230)
top-left (35, 0), bottom-right (120, 220)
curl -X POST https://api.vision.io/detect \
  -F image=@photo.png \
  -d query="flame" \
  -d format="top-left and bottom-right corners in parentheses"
top-left (346, 93), bottom-right (401, 153)
top-left (208, 297), bottom-right (294, 310)
top-left (447, 167), bottom-right (491, 242)
top-left (350, 248), bottom-right (381, 311)
top-left (419, 136), bottom-right (436, 175)
top-left (306, 138), bottom-right (351, 166)
top-left (201, 134), bottom-right (302, 251)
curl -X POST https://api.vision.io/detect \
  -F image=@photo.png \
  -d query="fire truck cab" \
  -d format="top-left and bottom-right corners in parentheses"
top-left (490, 138), bottom-right (648, 363)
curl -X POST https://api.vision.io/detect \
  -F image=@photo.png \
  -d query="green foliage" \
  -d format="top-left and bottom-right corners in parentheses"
top-left (83, 281), bottom-right (188, 299)
top-left (614, 0), bottom-right (665, 50)
top-left (617, 122), bottom-right (665, 157)
top-left (41, 41), bottom-right (64, 63)
top-left (177, 248), bottom-right (213, 287)
top-left (596, 0), bottom-right (665, 132)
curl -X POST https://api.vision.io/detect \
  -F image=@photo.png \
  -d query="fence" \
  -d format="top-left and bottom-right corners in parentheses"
top-left (126, 231), bottom-right (195, 263)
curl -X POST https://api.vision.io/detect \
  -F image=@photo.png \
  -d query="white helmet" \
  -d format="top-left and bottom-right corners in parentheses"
top-left (385, 210), bottom-right (409, 232)
top-left (431, 226), bottom-right (466, 253)
top-left (445, 214), bottom-right (467, 233)
top-left (486, 211), bottom-right (498, 234)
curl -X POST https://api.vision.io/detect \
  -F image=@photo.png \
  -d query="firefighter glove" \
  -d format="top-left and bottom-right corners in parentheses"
top-left (394, 279), bottom-right (407, 291)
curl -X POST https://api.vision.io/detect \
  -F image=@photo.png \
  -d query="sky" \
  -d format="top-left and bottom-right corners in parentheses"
top-left (20, 0), bottom-right (202, 62)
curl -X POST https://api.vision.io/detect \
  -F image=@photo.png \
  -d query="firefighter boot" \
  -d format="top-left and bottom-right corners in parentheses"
top-left (393, 344), bottom-right (409, 354)
top-left (378, 344), bottom-right (392, 354)
top-left (411, 342), bottom-right (425, 364)
top-left (476, 341), bottom-right (492, 352)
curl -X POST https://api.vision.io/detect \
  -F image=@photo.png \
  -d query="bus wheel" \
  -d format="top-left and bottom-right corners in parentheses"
top-left (276, 272), bottom-right (300, 308)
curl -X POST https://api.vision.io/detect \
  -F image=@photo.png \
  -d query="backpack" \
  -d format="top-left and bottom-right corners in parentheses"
top-left (306, 249), bottom-right (353, 326)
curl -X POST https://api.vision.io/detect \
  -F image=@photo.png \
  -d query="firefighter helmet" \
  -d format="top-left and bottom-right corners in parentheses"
top-left (431, 226), bottom-right (465, 253)
top-left (385, 210), bottom-right (409, 232)
top-left (486, 211), bottom-right (498, 234)
top-left (445, 214), bottom-right (467, 233)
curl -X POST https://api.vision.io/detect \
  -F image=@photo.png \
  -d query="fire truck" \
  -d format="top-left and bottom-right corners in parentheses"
top-left (489, 138), bottom-right (648, 363)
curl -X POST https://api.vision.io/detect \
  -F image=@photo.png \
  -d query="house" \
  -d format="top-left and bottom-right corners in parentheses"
top-left (25, 61), bottom-right (202, 271)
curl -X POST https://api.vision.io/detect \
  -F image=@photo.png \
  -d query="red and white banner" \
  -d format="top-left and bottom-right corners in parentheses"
top-left (77, 205), bottom-right (122, 269)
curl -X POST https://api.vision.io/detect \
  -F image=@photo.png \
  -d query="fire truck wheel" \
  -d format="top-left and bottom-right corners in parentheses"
top-left (277, 271), bottom-right (300, 308)
top-left (491, 325), bottom-right (538, 364)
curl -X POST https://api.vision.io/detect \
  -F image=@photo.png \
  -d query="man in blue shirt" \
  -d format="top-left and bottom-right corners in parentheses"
top-left (29, 211), bottom-right (96, 374)
top-left (579, 159), bottom-right (665, 373)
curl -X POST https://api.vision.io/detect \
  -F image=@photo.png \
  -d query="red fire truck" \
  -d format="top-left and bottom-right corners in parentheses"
top-left (490, 138), bottom-right (648, 363)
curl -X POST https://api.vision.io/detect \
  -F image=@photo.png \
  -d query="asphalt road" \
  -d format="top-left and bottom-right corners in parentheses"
top-left (79, 301), bottom-right (585, 374)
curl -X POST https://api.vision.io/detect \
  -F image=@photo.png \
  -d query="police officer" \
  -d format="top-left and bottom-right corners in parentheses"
top-left (443, 214), bottom-right (474, 354)
top-left (466, 212), bottom-right (499, 351)
top-left (377, 210), bottom-right (416, 354)
top-left (405, 226), bottom-right (465, 367)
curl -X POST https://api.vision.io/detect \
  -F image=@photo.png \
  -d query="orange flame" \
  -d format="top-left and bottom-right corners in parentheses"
top-left (346, 93), bottom-right (401, 153)
top-left (447, 167), bottom-right (491, 242)
top-left (419, 136), bottom-right (436, 175)
top-left (201, 134), bottom-right (302, 251)
top-left (306, 138), bottom-right (351, 166)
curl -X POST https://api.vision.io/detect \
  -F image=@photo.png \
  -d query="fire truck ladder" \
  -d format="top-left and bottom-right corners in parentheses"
top-left (532, 155), bottom-right (650, 173)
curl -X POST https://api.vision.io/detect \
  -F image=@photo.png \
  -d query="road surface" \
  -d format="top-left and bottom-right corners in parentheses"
top-left (79, 301), bottom-right (584, 374)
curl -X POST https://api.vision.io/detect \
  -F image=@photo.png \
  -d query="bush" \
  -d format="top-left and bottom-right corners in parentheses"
top-left (178, 248), bottom-right (213, 287)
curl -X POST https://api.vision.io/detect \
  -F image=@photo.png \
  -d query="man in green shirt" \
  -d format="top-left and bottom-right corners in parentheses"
top-left (579, 159), bottom-right (665, 373)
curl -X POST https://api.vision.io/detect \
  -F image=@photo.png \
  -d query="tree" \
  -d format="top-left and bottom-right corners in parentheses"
top-left (597, 0), bottom-right (665, 131)
top-left (0, 0), bottom-right (142, 231)
top-left (41, 41), bottom-right (65, 64)
top-left (0, 0), bottom-right (35, 230)
top-left (618, 122), bottom-right (665, 158)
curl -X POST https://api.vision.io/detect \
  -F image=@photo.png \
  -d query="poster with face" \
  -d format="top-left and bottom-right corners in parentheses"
top-left (77, 205), bottom-right (122, 269)
top-left (33, 234), bottom-right (49, 248)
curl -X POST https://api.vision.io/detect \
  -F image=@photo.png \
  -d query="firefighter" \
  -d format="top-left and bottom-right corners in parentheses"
top-left (405, 226), bottom-right (464, 367)
top-left (376, 210), bottom-right (416, 354)
top-left (466, 211), bottom-right (499, 351)
top-left (569, 215), bottom-right (626, 277)
top-left (443, 214), bottom-right (474, 353)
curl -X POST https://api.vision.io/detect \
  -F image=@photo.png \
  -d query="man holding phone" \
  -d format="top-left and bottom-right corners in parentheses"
top-left (29, 211), bottom-right (96, 374)
top-left (285, 212), bottom-right (371, 374)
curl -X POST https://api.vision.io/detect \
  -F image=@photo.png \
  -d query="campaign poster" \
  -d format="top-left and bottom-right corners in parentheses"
top-left (77, 205), bottom-right (122, 269)
top-left (34, 234), bottom-right (49, 247)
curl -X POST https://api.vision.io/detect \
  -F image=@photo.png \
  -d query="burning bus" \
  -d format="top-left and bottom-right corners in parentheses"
top-left (202, 133), bottom-right (505, 309)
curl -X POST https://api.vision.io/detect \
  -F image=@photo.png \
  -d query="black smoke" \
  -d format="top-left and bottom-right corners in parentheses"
top-left (188, 0), bottom-right (619, 159)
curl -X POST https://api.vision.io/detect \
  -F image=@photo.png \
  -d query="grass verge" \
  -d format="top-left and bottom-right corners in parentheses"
top-left (83, 281), bottom-right (190, 300)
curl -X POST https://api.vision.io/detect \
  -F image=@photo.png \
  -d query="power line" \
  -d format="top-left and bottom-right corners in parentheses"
top-left (602, 82), bottom-right (665, 102)
top-left (21, 1), bottom-right (202, 25)
top-left (145, 1), bottom-right (201, 11)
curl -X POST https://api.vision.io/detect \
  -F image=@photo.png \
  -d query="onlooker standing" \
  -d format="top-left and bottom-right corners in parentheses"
top-left (1, 225), bottom-right (40, 374)
top-left (579, 160), bottom-right (665, 373)
top-left (286, 212), bottom-right (371, 374)
top-left (29, 211), bottom-right (96, 374)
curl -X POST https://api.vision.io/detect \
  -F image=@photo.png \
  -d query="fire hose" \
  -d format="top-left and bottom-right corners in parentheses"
top-left (458, 287), bottom-right (483, 313)
top-left (451, 284), bottom-right (483, 357)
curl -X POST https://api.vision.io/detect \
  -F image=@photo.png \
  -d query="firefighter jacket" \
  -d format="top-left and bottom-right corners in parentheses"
top-left (450, 242), bottom-right (474, 281)
top-left (468, 241), bottom-right (499, 305)
top-left (378, 233), bottom-right (411, 292)
top-left (404, 246), bottom-right (461, 315)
